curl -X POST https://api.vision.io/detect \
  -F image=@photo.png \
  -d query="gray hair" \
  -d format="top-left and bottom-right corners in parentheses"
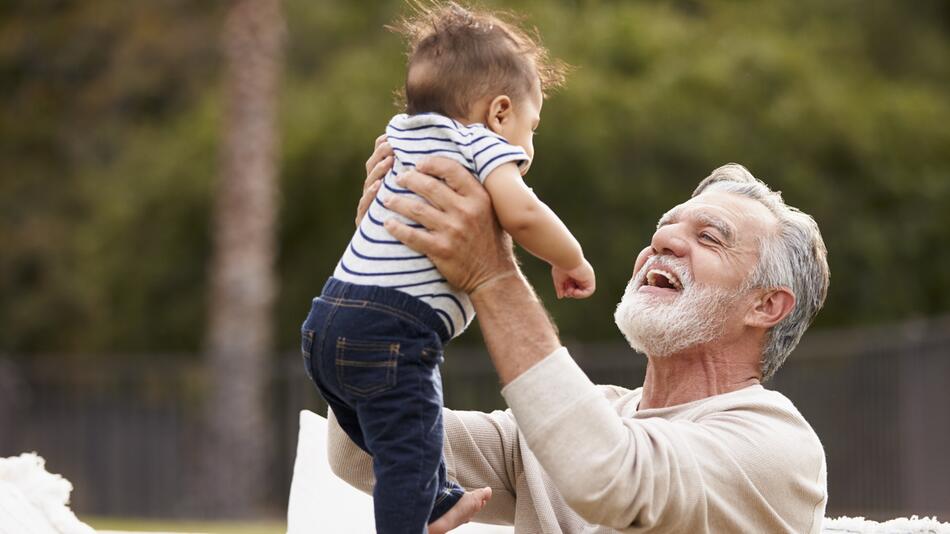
top-left (693, 163), bottom-right (829, 381)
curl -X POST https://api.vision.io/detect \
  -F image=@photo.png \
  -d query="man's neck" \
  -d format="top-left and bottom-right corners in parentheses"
top-left (639, 342), bottom-right (762, 410)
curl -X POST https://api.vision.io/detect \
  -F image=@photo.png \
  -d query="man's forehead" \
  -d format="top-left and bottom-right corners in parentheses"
top-left (658, 191), bottom-right (776, 236)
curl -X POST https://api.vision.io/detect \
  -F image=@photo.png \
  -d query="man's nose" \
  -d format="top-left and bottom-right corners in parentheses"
top-left (650, 224), bottom-right (688, 258)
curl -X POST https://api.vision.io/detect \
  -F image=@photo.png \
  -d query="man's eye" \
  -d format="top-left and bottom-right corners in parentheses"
top-left (700, 232), bottom-right (719, 244)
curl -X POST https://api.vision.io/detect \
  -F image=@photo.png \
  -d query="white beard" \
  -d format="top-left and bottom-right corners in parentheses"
top-left (613, 257), bottom-right (739, 357)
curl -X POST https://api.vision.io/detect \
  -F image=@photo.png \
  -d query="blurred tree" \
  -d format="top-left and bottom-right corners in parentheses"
top-left (0, 0), bottom-right (223, 354)
top-left (1, 0), bottom-right (949, 357)
top-left (200, 0), bottom-right (284, 517)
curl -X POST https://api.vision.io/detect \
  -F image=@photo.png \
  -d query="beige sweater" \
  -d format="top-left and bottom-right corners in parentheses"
top-left (327, 348), bottom-right (827, 533)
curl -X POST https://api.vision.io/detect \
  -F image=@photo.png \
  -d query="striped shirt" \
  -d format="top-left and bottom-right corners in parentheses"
top-left (333, 113), bottom-right (529, 339)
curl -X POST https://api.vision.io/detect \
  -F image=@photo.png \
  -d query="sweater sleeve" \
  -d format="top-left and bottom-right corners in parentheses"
top-left (501, 347), bottom-right (705, 530)
top-left (326, 409), bottom-right (375, 494)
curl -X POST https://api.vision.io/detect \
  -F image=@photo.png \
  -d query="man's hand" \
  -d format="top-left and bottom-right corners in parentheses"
top-left (356, 133), bottom-right (394, 226)
top-left (383, 157), bottom-right (519, 294)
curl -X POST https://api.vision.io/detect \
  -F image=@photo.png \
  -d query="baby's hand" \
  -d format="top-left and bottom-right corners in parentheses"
top-left (552, 259), bottom-right (596, 299)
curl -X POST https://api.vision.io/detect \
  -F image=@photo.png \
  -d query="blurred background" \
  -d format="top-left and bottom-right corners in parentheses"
top-left (1, 0), bottom-right (948, 529)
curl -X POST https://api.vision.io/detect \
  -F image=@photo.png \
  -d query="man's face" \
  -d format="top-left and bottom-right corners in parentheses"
top-left (614, 191), bottom-right (776, 357)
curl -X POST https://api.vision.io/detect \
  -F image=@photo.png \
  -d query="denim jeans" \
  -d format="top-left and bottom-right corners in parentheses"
top-left (301, 277), bottom-right (464, 533)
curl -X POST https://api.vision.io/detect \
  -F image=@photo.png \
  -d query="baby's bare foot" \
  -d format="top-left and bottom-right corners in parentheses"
top-left (428, 487), bottom-right (492, 534)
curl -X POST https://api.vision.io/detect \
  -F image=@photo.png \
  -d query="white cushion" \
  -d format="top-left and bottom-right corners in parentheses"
top-left (287, 410), bottom-right (512, 533)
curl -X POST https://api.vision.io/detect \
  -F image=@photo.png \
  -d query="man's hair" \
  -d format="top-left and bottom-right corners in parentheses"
top-left (389, 1), bottom-right (567, 118)
top-left (693, 164), bottom-right (830, 381)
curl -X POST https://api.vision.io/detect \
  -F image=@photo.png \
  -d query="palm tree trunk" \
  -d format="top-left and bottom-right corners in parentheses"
top-left (202, 0), bottom-right (284, 517)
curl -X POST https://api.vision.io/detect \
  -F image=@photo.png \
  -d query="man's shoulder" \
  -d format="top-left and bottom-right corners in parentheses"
top-left (705, 386), bottom-right (828, 528)
top-left (693, 385), bottom-right (815, 431)
top-left (690, 384), bottom-right (796, 413)
top-left (702, 386), bottom-right (825, 465)
top-left (732, 386), bottom-right (812, 423)
top-left (597, 383), bottom-right (643, 412)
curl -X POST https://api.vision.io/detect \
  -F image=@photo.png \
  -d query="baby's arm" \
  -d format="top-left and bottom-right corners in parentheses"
top-left (483, 163), bottom-right (595, 298)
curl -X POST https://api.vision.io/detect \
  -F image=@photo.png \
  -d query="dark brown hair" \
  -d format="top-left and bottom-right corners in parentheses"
top-left (389, 1), bottom-right (567, 118)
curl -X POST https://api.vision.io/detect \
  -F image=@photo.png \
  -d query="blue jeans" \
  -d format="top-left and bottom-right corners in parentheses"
top-left (301, 277), bottom-right (464, 533)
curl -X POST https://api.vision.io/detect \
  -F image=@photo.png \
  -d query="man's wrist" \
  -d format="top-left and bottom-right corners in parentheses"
top-left (469, 269), bottom-right (521, 300)
top-left (469, 268), bottom-right (561, 385)
top-left (469, 266), bottom-right (532, 314)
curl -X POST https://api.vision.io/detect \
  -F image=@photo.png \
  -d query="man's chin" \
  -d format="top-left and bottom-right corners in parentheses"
top-left (613, 292), bottom-right (719, 358)
top-left (617, 292), bottom-right (676, 319)
top-left (617, 328), bottom-right (676, 358)
top-left (614, 298), bottom-right (658, 355)
top-left (616, 325), bottom-right (701, 359)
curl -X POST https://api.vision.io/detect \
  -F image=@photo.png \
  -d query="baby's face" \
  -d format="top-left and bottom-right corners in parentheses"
top-left (498, 78), bottom-right (542, 175)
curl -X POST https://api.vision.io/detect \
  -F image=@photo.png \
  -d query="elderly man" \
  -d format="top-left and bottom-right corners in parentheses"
top-left (328, 149), bottom-right (830, 533)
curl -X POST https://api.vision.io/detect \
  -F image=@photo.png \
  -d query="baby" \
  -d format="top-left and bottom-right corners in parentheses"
top-left (301, 3), bottom-right (594, 532)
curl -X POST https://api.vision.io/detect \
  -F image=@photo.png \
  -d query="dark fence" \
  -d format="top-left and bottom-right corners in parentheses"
top-left (1, 315), bottom-right (948, 521)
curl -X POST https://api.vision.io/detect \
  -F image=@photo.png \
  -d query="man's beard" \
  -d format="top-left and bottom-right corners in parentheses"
top-left (613, 256), bottom-right (740, 357)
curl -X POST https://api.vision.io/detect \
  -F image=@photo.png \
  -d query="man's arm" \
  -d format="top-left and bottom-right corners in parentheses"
top-left (326, 406), bottom-right (521, 524)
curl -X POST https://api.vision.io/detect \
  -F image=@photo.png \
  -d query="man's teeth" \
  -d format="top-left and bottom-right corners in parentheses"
top-left (646, 268), bottom-right (682, 290)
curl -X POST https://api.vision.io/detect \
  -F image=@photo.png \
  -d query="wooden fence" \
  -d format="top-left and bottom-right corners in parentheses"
top-left (1, 315), bottom-right (948, 520)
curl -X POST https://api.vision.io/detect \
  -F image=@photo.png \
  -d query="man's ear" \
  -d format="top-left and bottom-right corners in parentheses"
top-left (488, 95), bottom-right (513, 128)
top-left (745, 287), bottom-right (796, 329)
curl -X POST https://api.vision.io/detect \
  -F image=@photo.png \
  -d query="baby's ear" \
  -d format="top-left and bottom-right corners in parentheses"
top-left (488, 95), bottom-right (513, 126)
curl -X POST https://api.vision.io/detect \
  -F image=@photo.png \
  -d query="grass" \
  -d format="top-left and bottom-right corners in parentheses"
top-left (83, 517), bottom-right (285, 534)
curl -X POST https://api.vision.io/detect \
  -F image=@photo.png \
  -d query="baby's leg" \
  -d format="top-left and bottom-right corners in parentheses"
top-left (428, 487), bottom-right (492, 534)
top-left (354, 347), bottom-right (447, 533)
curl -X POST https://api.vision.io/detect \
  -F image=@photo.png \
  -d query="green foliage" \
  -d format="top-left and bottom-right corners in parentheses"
top-left (2, 0), bottom-right (949, 355)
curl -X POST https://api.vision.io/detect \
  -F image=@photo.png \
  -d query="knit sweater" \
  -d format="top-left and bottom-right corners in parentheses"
top-left (327, 347), bottom-right (827, 533)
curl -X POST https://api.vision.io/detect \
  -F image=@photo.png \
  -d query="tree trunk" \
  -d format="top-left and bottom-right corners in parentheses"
top-left (201, 0), bottom-right (284, 517)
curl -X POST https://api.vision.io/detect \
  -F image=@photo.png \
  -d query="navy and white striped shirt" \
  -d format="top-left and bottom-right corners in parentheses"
top-left (333, 113), bottom-right (529, 339)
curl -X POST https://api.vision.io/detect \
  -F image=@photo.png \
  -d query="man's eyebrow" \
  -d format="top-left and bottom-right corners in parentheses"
top-left (656, 206), bottom-right (682, 228)
top-left (656, 206), bottom-right (737, 244)
top-left (695, 212), bottom-right (736, 244)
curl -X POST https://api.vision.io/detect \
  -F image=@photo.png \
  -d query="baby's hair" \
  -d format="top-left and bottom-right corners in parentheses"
top-left (388, 1), bottom-right (567, 118)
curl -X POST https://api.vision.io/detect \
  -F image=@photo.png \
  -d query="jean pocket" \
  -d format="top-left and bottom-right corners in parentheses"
top-left (335, 338), bottom-right (399, 398)
top-left (301, 329), bottom-right (316, 380)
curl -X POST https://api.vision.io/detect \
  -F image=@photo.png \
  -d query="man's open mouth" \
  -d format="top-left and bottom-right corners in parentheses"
top-left (643, 268), bottom-right (683, 291)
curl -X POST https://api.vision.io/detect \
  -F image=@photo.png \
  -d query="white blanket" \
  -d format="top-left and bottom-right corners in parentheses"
top-left (0, 453), bottom-right (95, 534)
